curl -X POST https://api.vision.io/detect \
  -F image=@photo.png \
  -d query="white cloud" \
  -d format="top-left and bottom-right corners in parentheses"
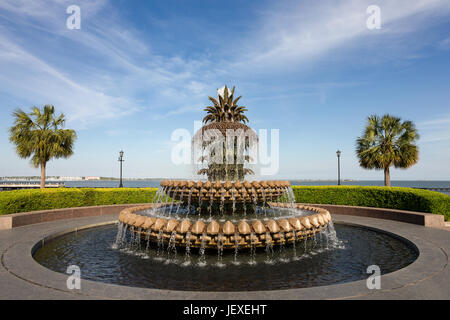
top-left (234, 0), bottom-right (450, 70)
top-left (1, 0), bottom-right (450, 128)
top-left (0, 0), bottom-right (215, 127)
top-left (0, 32), bottom-right (138, 127)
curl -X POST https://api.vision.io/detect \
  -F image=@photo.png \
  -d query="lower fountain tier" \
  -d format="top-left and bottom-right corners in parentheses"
top-left (160, 180), bottom-right (291, 204)
top-left (118, 204), bottom-right (332, 249)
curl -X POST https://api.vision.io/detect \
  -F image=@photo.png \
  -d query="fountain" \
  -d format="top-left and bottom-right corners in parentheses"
top-left (33, 86), bottom-right (419, 292)
top-left (117, 86), bottom-right (334, 253)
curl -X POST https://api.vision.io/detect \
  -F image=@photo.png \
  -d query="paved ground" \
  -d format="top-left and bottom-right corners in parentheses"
top-left (0, 213), bottom-right (448, 300)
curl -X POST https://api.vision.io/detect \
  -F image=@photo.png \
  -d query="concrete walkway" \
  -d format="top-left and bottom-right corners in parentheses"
top-left (0, 214), bottom-right (448, 300)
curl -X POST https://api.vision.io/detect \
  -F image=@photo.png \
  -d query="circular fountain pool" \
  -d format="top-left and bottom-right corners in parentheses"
top-left (33, 223), bottom-right (418, 291)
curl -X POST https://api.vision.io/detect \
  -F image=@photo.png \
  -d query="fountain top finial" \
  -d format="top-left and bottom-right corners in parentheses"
top-left (217, 86), bottom-right (232, 98)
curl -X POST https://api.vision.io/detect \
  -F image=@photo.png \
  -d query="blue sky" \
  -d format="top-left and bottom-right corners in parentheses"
top-left (0, 0), bottom-right (450, 180)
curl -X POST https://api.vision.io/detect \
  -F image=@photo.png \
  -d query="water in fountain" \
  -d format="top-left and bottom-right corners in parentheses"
top-left (265, 231), bottom-right (274, 264)
top-left (184, 231), bottom-right (192, 266)
top-left (199, 232), bottom-right (207, 266)
top-left (156, 230), bottom-right (164, 257)
top-left (233, 232), bottom-right (241, 265)
top-left (217, 233), bottom-right (224, 267)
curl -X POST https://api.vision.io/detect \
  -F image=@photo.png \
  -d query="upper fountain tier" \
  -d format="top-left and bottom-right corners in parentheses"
top-left (194, 85), bottom-right (259, 182)
top-left (116, 85), bottom-right (334, 251)
top-left (161, 180), bottom-right (290, 205)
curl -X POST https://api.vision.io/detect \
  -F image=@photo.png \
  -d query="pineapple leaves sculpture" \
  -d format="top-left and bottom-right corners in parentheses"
top-left (202, 86), bottom-right (249, 124)
top-left (197, 86), bottom-right (254, 182)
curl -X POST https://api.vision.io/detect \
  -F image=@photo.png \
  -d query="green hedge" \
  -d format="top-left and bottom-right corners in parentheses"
top-left (0, 186), bottom-right (448, 221)
top-left (291, 186), bottom-right (450, 221)
top-left (0, 188), bottom-right (158, 215)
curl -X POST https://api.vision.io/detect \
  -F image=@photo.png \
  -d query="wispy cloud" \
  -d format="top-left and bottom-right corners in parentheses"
top-left (233, 0), bottom-right (450, 70)
top-left (1, 0), bottom-right (450, 127)
top-left (0, 0), bottom-right (213, 127)
top-left (418, 116), bottom-right (450, 143)
top-left (0, 31), bottom-right (140, 126)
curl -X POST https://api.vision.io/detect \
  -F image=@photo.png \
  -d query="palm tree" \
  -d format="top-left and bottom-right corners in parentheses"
top-left (356, 114), bottom-right (419, 186)
top-left (202, 85), bottom-right (249, 124)
top-left (9, 105), bottom-right (77, 188)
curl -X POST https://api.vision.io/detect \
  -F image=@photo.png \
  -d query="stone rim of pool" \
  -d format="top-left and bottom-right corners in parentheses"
top-left (2, 213), bottom-right (448, 299)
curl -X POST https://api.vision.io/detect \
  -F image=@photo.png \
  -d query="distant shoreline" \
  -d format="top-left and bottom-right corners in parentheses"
top-left (2, 178), bottom-right (450, 182)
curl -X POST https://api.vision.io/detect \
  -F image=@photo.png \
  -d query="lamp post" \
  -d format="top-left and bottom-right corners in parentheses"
top-left (336, 150), bottom-right (341, 186)
top-left (118, 150), bottom-right (124, 188)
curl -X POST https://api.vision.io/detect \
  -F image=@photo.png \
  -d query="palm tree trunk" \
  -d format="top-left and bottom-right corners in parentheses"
top-left (40, 161), bottom-right (46, 189)
top-left (384, 166), bottom-right (391, 187)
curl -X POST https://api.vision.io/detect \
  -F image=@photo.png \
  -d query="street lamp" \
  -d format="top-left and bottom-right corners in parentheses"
top-left (118, 150), bottom-right (124, 188)
top-left (336, 150), bottom-right (341, 186)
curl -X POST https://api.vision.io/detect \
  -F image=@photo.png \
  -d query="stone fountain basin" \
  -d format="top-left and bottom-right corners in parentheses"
top-left (118, 204), bottom-right (332, 250)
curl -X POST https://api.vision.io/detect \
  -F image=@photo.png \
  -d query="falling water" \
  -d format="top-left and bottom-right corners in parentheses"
top-left (265, 231), bottom-right (274, 263)
top-left (242, 188), bottom-right (247, 216)
top-left (249, 232), bottom-right (256, 265)
top-left (136, 227), bottom-right (142, 249)
top-left (278, 232), bottom-right (287, 261)
top-left (114, 222), bottom-right (124, 245)
top-left (208, 192), bottom-right (214, 218)
top-left (167, 231), bottom-right (177, 260)
top-left (156, 230), bottom-right (164, 257)
top-left (217, 233), bottom-right (224, 266)
top-left (231, 187), bottom-right (236, 215)
top-left (220, 188), bottom-right (225, 215)
top-left (175, 188), bottom-right (185, 216)
top-left (198, 233), bottom-right (207, 266)
top-left (303, 232), bottom-right (308, 252)
top-left (153, 188), bottom-right (165, 208)
top-left (129, 226), bottom-right (135, 249)
top-left (327, 221), bottom-right (339, 243)
top-left (251, 187), bottom-right (258, 214)
top-left (120, 224), bottom-right (128, 244)
top-left (163, 187), bottom-right (172, 215)
top-left (292, 230), bottom-right (297, 259)
top-left (287, 187), bottom-right (297, 214)
top-left (269, 191), bottom-right (274, 217)
top-left (261, 188), bottom-right (267, 216)
top-left (145, 232), bottom-right (151, 251)
top-left (184, 232), bottom-right (192, 265)
top-left (233, 233), bottom-right (240, 264)
top-left (169, 187), bottom-right (178, 217)
top-left (187, 188), bottom-right (193, 214)
top-left (198, 189), bottom-right (203, 216)
top-left (318, 230), bottom-right (324, 252)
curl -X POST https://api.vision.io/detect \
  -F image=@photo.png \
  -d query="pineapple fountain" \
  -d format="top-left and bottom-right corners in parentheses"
top-left (117, 86), bottom-right (334, 259)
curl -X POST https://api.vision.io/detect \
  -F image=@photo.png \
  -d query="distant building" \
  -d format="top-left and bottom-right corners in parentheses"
top-left (84, 176), bottom-right (100, 181)
top-left (51, 176), bottom-right (83, 181)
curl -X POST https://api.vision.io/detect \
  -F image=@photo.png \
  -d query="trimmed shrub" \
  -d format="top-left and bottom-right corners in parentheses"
top-left (292, 186), bottom-right (450, 221)
top-left (0, 188), bottom-right (157, 215)
top-left (0, 186), bottom-right (448, 221)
